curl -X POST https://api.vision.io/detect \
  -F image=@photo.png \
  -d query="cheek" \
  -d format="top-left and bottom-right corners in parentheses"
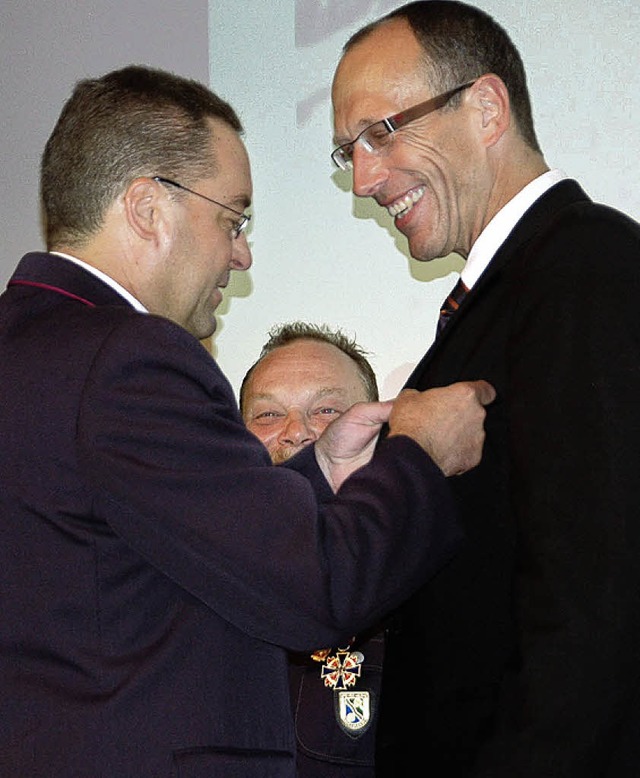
top-left (311, 417), bottom-right (336, 436)
top-left (265, 440), bottom-right (282, 459)
top-left (247, 424), bottom-right (280, 450)
top-left (396, 130), bottom-right (439, 162)
top-left (395, 130), bottom-right (456, 183)
top-left (198, 229), bottom-right (232, 273)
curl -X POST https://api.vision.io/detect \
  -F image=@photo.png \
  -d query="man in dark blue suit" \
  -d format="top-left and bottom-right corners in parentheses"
top-left (331, 2), bottom-right (640, 776)
top-left (0, 65), bottom-right (495, 776)
top-left (241, 321), bottom-right (384, 777)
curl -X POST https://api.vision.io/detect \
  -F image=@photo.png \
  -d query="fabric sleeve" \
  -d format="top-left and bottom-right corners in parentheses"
top-left (77, 314), bottom-right (461, 653)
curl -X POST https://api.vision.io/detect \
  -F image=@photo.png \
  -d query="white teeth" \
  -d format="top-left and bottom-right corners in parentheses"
top-left (387, 187), bottom-right (425, 218)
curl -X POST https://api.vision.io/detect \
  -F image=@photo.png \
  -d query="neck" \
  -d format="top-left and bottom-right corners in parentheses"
top-left (480, 145), bottom-right (549, 236)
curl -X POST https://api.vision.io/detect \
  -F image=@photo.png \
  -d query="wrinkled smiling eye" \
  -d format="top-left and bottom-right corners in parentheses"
top-left (331, 121), bottom-right (391, 170)
top-left (332, 121), bottom-right (394, 169)
top-left (332, 144), bottom-right (355, 170)
top-left (361, 121), bottom-right (393, 152)
top-left (315, 407), bottom-right (341, 416)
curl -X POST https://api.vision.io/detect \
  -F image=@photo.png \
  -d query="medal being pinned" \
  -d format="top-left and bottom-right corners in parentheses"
top-left (320, 648), bottom-right (364, 690)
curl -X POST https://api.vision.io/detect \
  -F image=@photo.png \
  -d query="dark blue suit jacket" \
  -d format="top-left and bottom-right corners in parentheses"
top-left (290, 627), bottom-right (383, 777)
top-left (0, 253), bottom-right (460, 777)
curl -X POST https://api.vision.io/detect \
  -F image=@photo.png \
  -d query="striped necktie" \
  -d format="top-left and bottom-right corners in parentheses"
top-left (436, 277), bottom-right (469, 336)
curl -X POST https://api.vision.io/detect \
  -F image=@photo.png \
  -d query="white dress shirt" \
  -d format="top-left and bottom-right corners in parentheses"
top-left (461, 169), bottom-right (568, 290)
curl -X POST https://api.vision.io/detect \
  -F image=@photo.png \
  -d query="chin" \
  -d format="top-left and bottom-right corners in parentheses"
top-left (196, 316), bottom-right (218, 341)
top-left (408, 233), bottom-right (449, 263)
top-left (408, 241), bottom-right (439, 263)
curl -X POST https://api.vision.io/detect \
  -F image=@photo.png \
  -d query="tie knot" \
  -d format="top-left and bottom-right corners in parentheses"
top-left (437, 278), bottom-right (469, 336)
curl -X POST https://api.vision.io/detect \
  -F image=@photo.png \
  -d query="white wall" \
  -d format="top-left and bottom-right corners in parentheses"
top-left (210, 0), bottom-right (640, 399)
top-left (2, 1), bottom-right (638, 402)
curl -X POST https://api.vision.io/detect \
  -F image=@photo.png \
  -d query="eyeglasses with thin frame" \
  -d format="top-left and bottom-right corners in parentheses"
top-left (153, 176), bottom-right (251, 239)
top-left (331, 79), bottom-right (477, 171)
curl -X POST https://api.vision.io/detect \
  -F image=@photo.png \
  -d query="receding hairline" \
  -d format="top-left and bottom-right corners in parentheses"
top-left (240, 331), bottom-right (379, 414)
top-left (248, 338), bottom-right (369, 389)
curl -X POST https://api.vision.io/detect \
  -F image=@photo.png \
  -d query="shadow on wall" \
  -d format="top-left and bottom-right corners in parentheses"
top-left (204, 171), bottom-right (464, 361)
top-left (207, 256), bottom-right (254, 358)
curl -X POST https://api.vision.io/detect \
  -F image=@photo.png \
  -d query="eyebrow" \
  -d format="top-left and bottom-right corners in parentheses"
top-left (228, 194), bottom-right (251, 211)
top-left (311, 387), bottom-right (351, 399)
top-left (249, 387), bottom-right (352, 404)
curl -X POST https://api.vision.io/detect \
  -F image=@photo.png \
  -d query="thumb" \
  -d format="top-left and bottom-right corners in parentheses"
top-left (470, 379), bottom-right (497, 406)
top-left (352, 399), bottom-right (394, 425)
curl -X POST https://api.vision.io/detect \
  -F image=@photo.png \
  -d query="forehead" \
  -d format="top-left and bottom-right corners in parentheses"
top-left (248, 340), bottom-right (365, 395)
top-left (332, 19), bottom-right (427, 137)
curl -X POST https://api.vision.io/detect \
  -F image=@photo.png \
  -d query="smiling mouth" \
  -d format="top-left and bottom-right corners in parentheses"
top-left (386, 186), bottom-right (426, 219)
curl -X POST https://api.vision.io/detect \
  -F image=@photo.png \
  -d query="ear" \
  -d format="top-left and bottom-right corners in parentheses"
top-left (469, 74), bottom-right (510, 149)
top-left (123, 177), bottom-right (170, 244)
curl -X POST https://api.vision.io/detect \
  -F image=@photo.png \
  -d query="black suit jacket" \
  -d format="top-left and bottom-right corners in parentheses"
top-left (376, 181), bottom-right (640, 777)
top-left (0, 253), bottom-right (461, 777)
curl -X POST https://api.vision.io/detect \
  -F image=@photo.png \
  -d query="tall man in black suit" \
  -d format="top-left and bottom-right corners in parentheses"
top-left (0, 65), bottom-right (497, 777)
top-left (331, 2), bottom-right (640, 776)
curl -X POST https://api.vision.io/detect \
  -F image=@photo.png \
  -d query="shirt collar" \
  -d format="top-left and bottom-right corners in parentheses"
top-left (50, 252), bottom-right (148, 312)
top-left (461, 169), bottom-right (569, 289)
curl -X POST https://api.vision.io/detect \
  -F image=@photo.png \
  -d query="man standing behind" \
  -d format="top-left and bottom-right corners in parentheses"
top-left (331, 2), bottom-right (640, 776)
top-left (241, 321), bottom-right (379, 463)
top-left (241, 321), bottom-right (382, 776)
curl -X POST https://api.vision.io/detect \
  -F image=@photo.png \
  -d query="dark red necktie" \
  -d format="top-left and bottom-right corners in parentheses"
top-left (436, 277), bottom-right (469, 336)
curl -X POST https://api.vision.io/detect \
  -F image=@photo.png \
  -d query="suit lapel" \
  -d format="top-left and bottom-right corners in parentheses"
top-left (405, 180), bottom-right (591, 388)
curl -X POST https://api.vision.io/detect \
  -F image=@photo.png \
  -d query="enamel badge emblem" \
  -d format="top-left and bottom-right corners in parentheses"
top-left (320, 649), bottom-right (363, 690)
top-left (336, 689), bottom-right (372, 735)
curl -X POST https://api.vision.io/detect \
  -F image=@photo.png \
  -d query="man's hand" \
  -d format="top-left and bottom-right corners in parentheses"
top-left (388, 380), bottom-right (496, 476)
top-left (314, 380), bottom-right (495, 490)
top-left (314, 400), bottom-right (393, 492)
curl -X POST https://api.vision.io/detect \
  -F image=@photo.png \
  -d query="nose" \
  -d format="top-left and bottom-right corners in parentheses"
top-left (351, 144), bottom-right (388, 198)
top-left (278, 412), bottom-right (317, 447)
top-left (230, 232), bottom-right (252, 270)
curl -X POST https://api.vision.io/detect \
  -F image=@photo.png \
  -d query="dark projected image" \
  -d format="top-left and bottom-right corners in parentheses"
top-left (295, 0), bottom-right (400, 126)
top-left (295, 0), bottom-right (401, 47)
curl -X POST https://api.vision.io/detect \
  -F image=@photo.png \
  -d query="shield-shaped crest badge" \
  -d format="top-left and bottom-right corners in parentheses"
top-left (335, 689), bottom-right (373, 737)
